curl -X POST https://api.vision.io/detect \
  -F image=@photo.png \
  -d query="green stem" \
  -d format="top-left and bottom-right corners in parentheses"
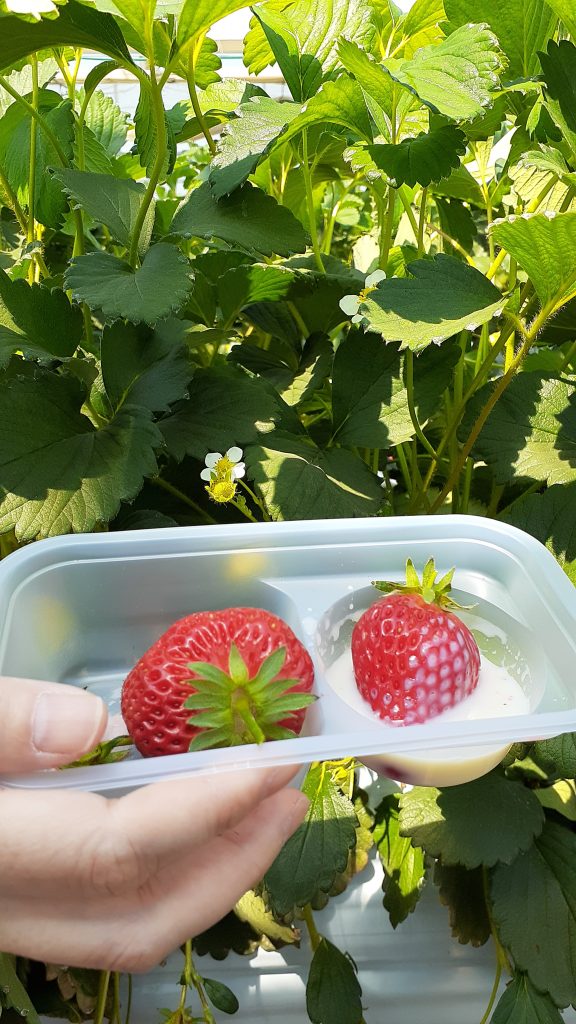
top-left (231, 497), bottom-right (259, 523)
top-left (460, 457), bottom-right (473, 514)
top-left (417, 187), bottom-right (427, 257)
top-left (302, 904), bottom-right (321, 953)
top-left (302, 128), bottom-right (325, 273)
top-left (405, 349), bottom-right (437, 459)
top-left (234, 696), bottom-right (267, 744)
top-left (112, 972), bottom-right (122, 1024)
top-left (124, 975), bottom-right (133, 1024)
top-left (187, 943), bottom-right (217, 1024)
top-left (429, 302), bottom-right (554, 514)
top-left (395, 442), bottom-right (412, 493)
top-left (151, 476), bottom-right (217, 524)
top-left (0, 76), bottom-right (69, 165)
top-left (380, 184), bottom-right (396, 270)
top-left (187, 39), bottom-right (217, 155)
top-left (479, 956), bottom-right (502, 1024)
top-left (497, 479), bottom-right (542, 518)
top-left (93, 971), bottom-right (111, 1024)
top-left (559, 337), bottom-right (576, 373)
top-left (128, 31), bottom-right (167, 266)
top-left (238, 478), bottom-right (270, 521)
top-left (397, 185), bottom-right (419, 242)
top-left (27, 55), bottom-right (39, 285)
top-left (287, 299), bottom-right (310, 339)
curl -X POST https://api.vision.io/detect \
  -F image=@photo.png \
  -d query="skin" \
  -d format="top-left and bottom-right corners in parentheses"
top-left (0, 676), bottom-right (309, 972)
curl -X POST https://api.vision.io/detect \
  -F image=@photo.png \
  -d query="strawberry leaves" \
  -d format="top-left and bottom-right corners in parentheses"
top-left (185, 645), bottom-right (316, 750)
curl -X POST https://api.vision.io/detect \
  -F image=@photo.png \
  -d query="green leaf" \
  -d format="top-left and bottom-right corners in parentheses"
top-left (399, 772), bottom-right (545, 868)
top-left (80, 87), bottom-right (127, 157)
top-left (0, 56), bottom-right (59, 117)
top-left (501, 481), bottom-right (576, 586)
top-left (539, 40), bottom-right (576, 160)
top-left (530, 735), bottom-right (576, 780)
top-left (367, 126), bottom-right (466, 188)
top-left (0, 1), bottom-right (133, 74)
top-left (491, 820), bottom-right (576, 1006)
top-left (0, 90), bottom-right (74, 229)
top-left (331, 334), bottom-right (458, 447)
top-left (278, 77), bottom-right (373, 146)
top-left (491, 212), bottom-right (576, 311)
top-left (373, 794), bottom-right (426, 928)
top-left (0, 269), bottom-right (82, 368)
top-left (491, 974), bottom-right (565, 1024)
top-left (337, 38), bottom-right (417, 140)
top-left (546, 0), bottom-right (576, 38)
top-left (177, 0), bottom-right (252, 47)
top-left (360, 254), bottom-right (503, 352)
top-left (53, 169), bottom-right (154, 253)
top-left (463, 374), bottom-right (576, 486)
top-left (218, 263), bottom-right (294, 322)
top-left (306, 938), bottom-right (363, 1024)
top-left (433, 863), bottom-right (491, 947)
top-left (75, 124), bottom-right (114, 175)
top-left (0, 369), bottom-right (161, 540)
top-left (65, 244), bottom-right (193, 326)
top-left (234, 890), bottom-right (299, 949)
top-left (101, 321), bottom-right (191, 413)
top-left (0, 954), bottom-right (41, 1023)
top-left (264, 763), bottom-right (358, 915)
top-left (383, 23), bottom-right (504, 122)
top-left (171, 182), bottom-right (307, 257)
top-left (254, 0), bottom-right (375, 102)
top-left (245, 433), bottom-right (384, 520)
top-left (202, 978), bottom-right (239, 1015)
top-left (536, 780), bottom-right (576, 822)
top-left (160, 365), bottom-right (279, 461)
top-left (209, 97), bottom-right (300, 199)
top-left (134, 78), bottom-right (175, 177)
top-left (444, 0), bottom-right (557, 79)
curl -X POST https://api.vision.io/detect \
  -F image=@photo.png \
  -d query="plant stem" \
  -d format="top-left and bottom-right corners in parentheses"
top-left (479, 956), bottom-right (502, 1024)
top-left (460, 458), bottom-right (473, 513)
top-left (0, 76), bottom-right (69, 165)
top-left (93, 971), bottom-right (111, 1024)
top-left (380, 184), bottom-right (396, 270)
top-left (187, 38), bottom-right (217, 155)
top-left (302, 904), bottom-right (321, 953)
top-left (417, 187), bottom-right (427, 256)
top-left (395, 442), bottom-right (412, 493)
top-left (27, 55), bottom-right (39, 285)
top-left (559, 337), bottom-right (576, 373)
top-left (238, 477), bottom-right (270, 520)
top-left (186, 942), bottom-right (217, 1024)
top-left (112, 972), bottom-right (122, 1024)
top-left (301, 128), bottom-right (325, 273)
top-left (151, 476), bottom-right (217, 524)
top-left (128, 27), bottom-right (167, 266)
top-left (429, 302), bottom-right (555, 513)
top-left (124, 975), bottom-right (133, 1024)
top-left (405, 349), bottom-right (438, 459)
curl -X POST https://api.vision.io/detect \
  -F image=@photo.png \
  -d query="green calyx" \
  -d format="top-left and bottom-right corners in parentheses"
top-left (372, 557), bottom-right (473, 610)
top-left (184, 644), bottom-right (316, 752)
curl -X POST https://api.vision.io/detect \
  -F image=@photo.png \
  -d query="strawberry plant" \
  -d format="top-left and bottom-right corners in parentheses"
top-left (1, 0), bottom-right (576, 1021)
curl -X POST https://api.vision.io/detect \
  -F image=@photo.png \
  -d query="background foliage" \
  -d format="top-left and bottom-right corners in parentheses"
top-left (1, 0), bottom-right (576, 1021)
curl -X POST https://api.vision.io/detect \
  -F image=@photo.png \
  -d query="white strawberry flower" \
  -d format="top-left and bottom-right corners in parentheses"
top-left (200, 447), bottom-right (245, 503)
top-left (5, 0), bottom-right (57, 17)
top-left (339, 269), bottom-right (386, 323)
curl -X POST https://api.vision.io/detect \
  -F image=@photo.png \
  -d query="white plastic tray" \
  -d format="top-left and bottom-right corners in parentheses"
top-left (0, 516), bottom-right (575, 793)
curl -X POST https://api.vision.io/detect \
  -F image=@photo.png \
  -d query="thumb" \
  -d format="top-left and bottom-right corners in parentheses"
top-left (0, 676), bottom-right (108, 773)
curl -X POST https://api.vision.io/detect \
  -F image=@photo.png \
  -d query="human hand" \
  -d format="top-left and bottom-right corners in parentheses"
top-left (0, 676), bottom-right (309, 972)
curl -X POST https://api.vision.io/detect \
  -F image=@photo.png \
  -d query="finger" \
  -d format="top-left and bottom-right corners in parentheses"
top-left (0, 765), bottom-right (301, 894)
top-left (0, 676), bottom-right (108, 772)
top-left (0, 789), bottom-right (309, 972)
top-left (113, 763), bottom-right (303, 866)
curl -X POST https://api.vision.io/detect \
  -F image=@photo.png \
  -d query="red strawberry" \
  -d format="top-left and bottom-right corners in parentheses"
top-left (121, 607), bottom-right (315, 757)
top-left (351, 559), bottom-right (480, 726)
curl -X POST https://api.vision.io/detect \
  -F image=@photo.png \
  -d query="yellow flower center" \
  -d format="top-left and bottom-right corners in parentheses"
top-left (208, 479), bottom-right (237, 503)
top-left (214, 456), bottom-right (234, 478)
top-left (358, 284), bottom-right (378, 302)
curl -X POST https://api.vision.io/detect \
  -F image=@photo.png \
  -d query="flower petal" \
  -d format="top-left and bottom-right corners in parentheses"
top-left (204, 452), bottom-right (222, 468)
top-left (365, 269), bottom-right (386, 288)
top-left (232, 463), bottom-right (246, 480)
top-left (226, 446), bottom-right (243, 463)
top-left (200, 468), bottom-right (213, 481)
top-left (339, 294), bottom-right (361, 316)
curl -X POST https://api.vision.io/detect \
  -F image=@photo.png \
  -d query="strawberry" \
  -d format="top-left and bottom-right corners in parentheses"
top-left (121, 607), bottom-right (315, 757)
top-left (351, 559), bottom-right (480, 726)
